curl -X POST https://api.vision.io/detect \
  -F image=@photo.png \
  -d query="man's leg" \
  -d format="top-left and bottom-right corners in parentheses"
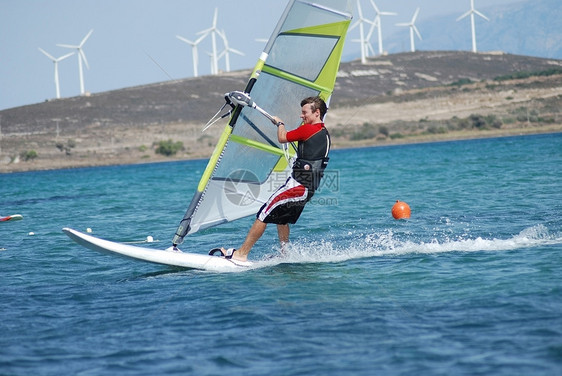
top-left (277, 224), bottom-right (289, 253)
top-left (230, 219), bottom-right (267, 261)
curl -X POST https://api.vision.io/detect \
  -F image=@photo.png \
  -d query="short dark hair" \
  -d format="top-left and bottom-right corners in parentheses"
top-left (301, 96), bottom-right (327, 120)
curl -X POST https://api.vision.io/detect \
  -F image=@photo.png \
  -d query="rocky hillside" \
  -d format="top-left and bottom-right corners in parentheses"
top-left (1, 51), bottom-right (561, 172)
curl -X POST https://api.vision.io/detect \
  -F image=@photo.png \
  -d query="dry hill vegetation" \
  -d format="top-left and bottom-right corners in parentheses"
top-left (1, 51), bottom-right (561, 173)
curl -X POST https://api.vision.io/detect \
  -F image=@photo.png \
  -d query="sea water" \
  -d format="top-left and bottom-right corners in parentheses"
top-left (1, 133), bottom-right (561, 375)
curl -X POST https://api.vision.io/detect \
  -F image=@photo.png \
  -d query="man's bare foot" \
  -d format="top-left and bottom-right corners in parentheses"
top-left (221, 247), bottom-right (247, 262)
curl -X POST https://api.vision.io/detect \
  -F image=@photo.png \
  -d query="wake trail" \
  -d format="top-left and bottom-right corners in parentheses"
top-left (253, 224), bottom-right (562, 268)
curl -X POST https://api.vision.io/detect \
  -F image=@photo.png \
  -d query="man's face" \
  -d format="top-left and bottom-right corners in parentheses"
top-left (300, 103), bottom-right (320, 124)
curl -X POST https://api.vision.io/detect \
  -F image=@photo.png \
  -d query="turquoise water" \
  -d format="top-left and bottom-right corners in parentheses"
top-left (1, 133), bottom-right (561, 375)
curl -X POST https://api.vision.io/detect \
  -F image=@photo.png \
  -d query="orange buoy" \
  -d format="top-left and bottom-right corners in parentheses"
top-left (392, 200), bottom-right (411, 219)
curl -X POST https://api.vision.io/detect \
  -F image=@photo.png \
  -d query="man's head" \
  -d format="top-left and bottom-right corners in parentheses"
top-left (300, 96), bottom-right (327, 121)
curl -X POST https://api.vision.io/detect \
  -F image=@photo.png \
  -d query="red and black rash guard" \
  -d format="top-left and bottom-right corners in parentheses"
top-left (286, 123), bottom-right (331, 192)
top-left (286, 123), bottom-right (330, 160)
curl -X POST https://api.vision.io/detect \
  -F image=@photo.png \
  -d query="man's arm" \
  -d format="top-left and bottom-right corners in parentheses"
top-left (273, 116), bottom-right (288, 143)
top-left (277, 123), bottom-right (288, 143)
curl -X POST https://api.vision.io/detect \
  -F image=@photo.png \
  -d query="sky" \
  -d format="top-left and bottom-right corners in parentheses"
top-left (1, 0), bottom-right (521, 111)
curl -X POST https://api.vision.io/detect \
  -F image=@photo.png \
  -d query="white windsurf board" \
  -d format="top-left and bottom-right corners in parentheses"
top-left (62, 227), bottom-right (254, 272)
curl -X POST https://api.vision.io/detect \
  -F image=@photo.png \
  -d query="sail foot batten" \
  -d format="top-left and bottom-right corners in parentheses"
top-left (261, 65), bottom-right (332, 96)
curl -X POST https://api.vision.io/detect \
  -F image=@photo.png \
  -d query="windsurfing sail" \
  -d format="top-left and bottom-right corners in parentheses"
top-left (172, 0), bottom-right (353, 246)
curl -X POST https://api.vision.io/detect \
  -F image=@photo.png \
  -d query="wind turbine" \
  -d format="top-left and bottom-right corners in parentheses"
top-left (396, 7), bottom-right (422, 52)
top-left (38, 48), bottom-right (74, 99)
top-left (57, 29), bottom-right (93, 95)
top-left (349, 0), bottom-right (375, 64)
top-left (456, 0), bottom-right (489, 53)
top-left (216, 29), bottom-right (244, 72)
top-left (369, 0), bottom-right (397, 55)
top-left (363, 18), bottom-right (379, 57)
top-left (176, 34), bottom-right (207, 77)
top-left (197, 8), bottom-right (220, 75)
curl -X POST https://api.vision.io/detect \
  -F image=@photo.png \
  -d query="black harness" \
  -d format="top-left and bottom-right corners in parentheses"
top-left (292, 126), bottom-right (331, 195)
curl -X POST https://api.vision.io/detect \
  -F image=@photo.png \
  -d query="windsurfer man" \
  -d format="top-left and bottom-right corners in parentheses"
top-left (220, 96), bottom-right (331, 261)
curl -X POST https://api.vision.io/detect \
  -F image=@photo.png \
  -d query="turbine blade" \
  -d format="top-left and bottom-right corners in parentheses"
top-left (412, 7), bottom-right (420, 23)
top-left (196, 27), bottom-right (213, 36)
top-left (80, 49), bottom-right (89, 69)
top-left (216, 29), bottom-right (226, 42)
top-left (413, 25), bottom-right (422, 40)
top-left (474, 10), bottom-right (489, 21)
top-left (356, 0), bottom-right (364, 18)
top-left (229, 48), bottom-right (244, 56)
top-left (194, 33), bottom-right (207, 44)
top-left (57, 43), bottom-right (78, 49)
top-left (80, 29), bottom-right (94, 47)
top-left (350, 18), bottom-right (374, 32)
top-left (396, 22), bottom-right (409, 27)
top-left (366, 21), bottom-right (377, 38)
top-left (176, 35), bottom-right (194, 45)
top-left (38, 47), bottom-right (55, 61)
top-left (369, 0), bottom-right (380, 14)
top-left (59, 52), bottom-right (75, 61)
top-left (456, 10), bottom-right (471, 21)
top-left (212, 7), bottom-right (218, 27)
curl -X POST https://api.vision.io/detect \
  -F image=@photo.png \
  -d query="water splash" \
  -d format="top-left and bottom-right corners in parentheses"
top-left (254, 224), bottom-right (561, 268)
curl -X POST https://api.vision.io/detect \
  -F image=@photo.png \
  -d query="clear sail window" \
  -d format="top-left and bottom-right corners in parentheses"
top-left (267, 34), bottom-right (338, 81)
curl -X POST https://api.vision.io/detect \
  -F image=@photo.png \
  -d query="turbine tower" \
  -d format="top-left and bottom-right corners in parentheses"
top-left (216, 29), bottom-right (244, 72)
top-left (456, 0), bottom-right (489, 53)
top-left (57, 29), bottom-right (93, 95)
top-left (197, 8), bottom-right (220, 75)
top-left (176, 34), bottom-right (206, 77)
top-left (38, 48), bottom-right (74, 99)
top-left (396, 7), bottom-right (422, 52)
top-left (369, 0), bottom-right (397, 55)
top-left (204, 51), bottom-right (215, 74)
top-left (350, 0), bottom-right (375, 64)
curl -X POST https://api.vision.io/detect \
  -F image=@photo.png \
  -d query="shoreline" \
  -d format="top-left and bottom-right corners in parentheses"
top-left (3, 57), bottom-right (561, 174)
top-left (3, 126), bottom-right (559, 174)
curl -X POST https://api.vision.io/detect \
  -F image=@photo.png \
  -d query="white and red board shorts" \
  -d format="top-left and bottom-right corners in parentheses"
top-left (257, 176), bottom-right (309, 225)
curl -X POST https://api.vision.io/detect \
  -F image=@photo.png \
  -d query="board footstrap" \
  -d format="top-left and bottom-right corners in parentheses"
top-left (209, 248), bottom-right (237, 259)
